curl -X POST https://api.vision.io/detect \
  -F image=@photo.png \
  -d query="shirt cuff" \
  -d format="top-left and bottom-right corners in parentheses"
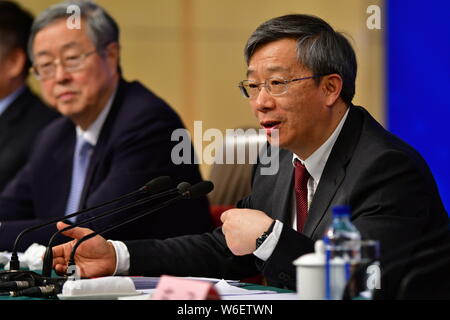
top-left (108, 240), bottom-right (130, 275)
top-left (253, 220), bottom-right (283, 261)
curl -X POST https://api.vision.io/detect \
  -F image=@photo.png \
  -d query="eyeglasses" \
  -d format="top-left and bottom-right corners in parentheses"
top-left (32, 50), bottom-right (96, 80)
top-left (238, 75), bottom-right (326, 99)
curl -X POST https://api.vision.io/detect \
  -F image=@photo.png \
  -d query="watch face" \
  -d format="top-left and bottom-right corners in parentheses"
top-left (256, 232), bottom-right (269, 248)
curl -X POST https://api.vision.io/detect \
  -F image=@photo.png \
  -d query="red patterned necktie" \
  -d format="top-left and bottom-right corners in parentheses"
top-left (294, 159), bottom-right (310, 232)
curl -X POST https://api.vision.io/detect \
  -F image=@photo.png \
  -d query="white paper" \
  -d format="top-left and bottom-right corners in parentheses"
top-left (1, 243), bottom-right (45, 271)
top-left (214, 279), bottom-right (277, 296)
top-left (221, 293), bottom-right (299, 300)
top-left (184, 277), bottom-right (243, 286)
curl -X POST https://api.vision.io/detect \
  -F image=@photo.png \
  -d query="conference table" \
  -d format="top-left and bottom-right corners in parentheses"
top-left (0, 267), bottom-right (293, 301)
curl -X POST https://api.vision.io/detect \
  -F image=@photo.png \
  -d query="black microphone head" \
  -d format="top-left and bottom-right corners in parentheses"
top-left (184, 181), bottom-right (214, 199)
top-left (141, 176), bottom-right (172, 194)
top-left (177, 182), bottom-right (191, 194)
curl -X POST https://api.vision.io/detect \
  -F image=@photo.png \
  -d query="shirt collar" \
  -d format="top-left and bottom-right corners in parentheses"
top-left (0, 86), bottom-right (26, 117)
top-left (292, 108), bottom-right (350, 184)
top-left (75, 85), bottom-right (117, 146)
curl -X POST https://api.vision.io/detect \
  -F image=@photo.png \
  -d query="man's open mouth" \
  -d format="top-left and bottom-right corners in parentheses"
top-left (261, 121), bottom-right (281, 131)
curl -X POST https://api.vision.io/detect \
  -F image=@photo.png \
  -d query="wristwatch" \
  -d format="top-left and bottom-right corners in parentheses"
top-left (255, 220), bottom-right (276, 249)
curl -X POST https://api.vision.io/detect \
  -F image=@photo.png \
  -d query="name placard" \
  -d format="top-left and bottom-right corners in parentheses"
top-left (152, 275), bottom-right (220, 300)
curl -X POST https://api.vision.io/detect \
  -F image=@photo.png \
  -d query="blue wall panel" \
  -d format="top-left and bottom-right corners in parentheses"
top-left (387, 0), bottom-right (450, 212)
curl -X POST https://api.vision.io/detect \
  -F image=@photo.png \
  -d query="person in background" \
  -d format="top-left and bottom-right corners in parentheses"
top-left (0, 0), bottom-right (212, 252)
top-left (0, 1), bottom-right (59, 192)
top-left (50, 14), bottom-right (448, 296)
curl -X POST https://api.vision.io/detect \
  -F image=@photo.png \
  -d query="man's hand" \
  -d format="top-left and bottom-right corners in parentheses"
top-left (220, 208), bottom-right (274, 256)
top-left (52, 222), bottom-right (117, 278)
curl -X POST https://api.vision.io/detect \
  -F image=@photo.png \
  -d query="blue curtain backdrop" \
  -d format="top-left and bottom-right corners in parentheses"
top-left (387, 0), bottom-right (450, 213)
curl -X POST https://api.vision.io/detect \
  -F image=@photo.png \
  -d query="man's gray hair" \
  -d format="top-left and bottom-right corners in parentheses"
top-left (245, 14), bottom-right (357, 105)
top-left (28, 0), bottom-right (119, 61)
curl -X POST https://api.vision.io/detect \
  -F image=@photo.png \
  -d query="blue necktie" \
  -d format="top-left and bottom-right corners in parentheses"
top-left (65, 137), bottom-right (93, 221)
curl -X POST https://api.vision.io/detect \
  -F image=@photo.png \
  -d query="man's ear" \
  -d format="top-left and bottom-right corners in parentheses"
top-left (104, 42), bottom-right (120, 75)
top-left (4, 48), bottom-right (27, 79)
top-left (321, 74), bottom-right (343, 107)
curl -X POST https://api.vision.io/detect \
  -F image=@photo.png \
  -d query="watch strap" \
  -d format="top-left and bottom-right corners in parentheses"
top-left (255, 220), bottom-right (276, 249)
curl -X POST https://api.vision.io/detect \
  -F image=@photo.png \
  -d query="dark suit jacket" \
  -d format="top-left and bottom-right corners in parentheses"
top-left (0, 86), bottom-right (59, 192)
top-left (0, 79), bottom-right (212, 251)
top-left (124, 105), bottom-right (448, 291)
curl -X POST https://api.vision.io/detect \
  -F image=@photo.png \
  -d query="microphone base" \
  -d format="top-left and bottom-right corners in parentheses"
top-left (41, 247), bottom-right (53, 278)
top-left (9, 260), bottom-right (20, 271)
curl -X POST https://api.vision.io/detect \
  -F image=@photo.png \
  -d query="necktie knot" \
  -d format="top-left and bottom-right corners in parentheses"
top-left (77, 138), bottom-right (93, 158)
top-left (294, 159), bottom-right (310, 191)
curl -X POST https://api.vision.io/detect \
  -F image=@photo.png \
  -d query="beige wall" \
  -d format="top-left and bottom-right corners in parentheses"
top-left (17, 0), bottom-right (384, 178)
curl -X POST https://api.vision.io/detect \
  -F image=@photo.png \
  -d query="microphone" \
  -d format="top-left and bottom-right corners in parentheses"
top-left (40, 179), bottom-right (188, 277)
top-left (184, 180), bottom-right (214, 199)
top-left (66, 181), bottom-right (214, 275)
top-left (5, 176), bottom-right (172, 273)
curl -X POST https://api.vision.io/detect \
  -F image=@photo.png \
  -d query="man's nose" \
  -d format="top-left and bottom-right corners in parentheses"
top-left (53, 63), bottom-right (72, 83)
top-left (253, 86), bottom-right (276, 112)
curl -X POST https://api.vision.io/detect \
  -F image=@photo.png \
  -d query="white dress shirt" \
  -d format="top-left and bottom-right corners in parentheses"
top-left (74, 87), bottom-right (116, 146)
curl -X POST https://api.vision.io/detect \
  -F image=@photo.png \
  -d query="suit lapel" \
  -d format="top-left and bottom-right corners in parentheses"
top-left (78, 80), bottom-right (126, 208)
top-left (0, 115), bottom-right (8, 149)
top-left (303, 161), bottom-right (346, 237)
top-left (48, 121), bottom-right (76, 217)
top-left (271, 150), bottom-right (295, 223)
top-left (0, 88), bottom-right (29, 148)
top-left (303, 106), bottom-right (363, 237)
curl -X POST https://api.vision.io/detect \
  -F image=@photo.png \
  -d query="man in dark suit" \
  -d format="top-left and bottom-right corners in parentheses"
top-left (0, 1), bottom-right (59, 192)
top-left (0, 1), bottom-right (212, 251)
top-left (51, 14), bottom-right (448, 295)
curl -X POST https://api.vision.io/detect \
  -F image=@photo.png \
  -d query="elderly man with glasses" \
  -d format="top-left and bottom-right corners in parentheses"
top-left (51, 14), bottom-right (448, 298)
top-left (0, 1), bottom-right (213, 252)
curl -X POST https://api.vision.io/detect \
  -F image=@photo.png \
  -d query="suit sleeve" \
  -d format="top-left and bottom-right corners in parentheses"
top-left (123, 193), bottom-right (260, 280)
top-left (125, 226), bottom-right (260, 280)
top-left (0, 163), bottom-right (35, 221)
top-left (0, 162), bottom-right (61, 251)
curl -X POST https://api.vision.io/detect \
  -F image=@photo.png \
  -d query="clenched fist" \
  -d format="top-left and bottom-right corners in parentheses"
top-left (220, 208), bottom-right (274, 256)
